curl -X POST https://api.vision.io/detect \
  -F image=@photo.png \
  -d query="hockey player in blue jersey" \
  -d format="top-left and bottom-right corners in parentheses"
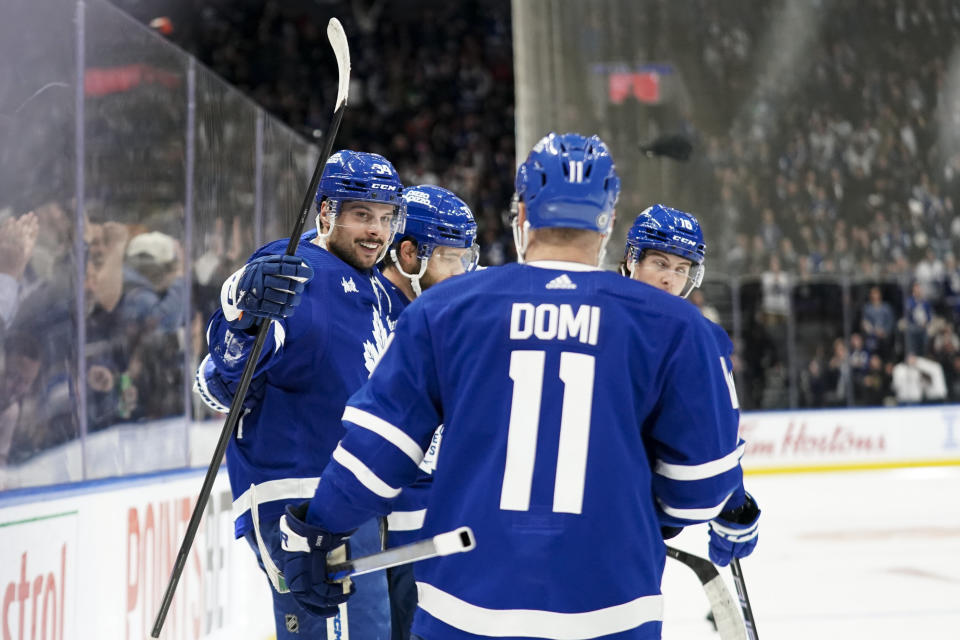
top-left (623, 204), bottom-right (760, 565)
top-left (195, 182), bottom-right (479, 639)
top-left (272, 132), bottom-right (748, 639)
top-left (380, 185), bottom-right (479, 301)
top-left (199, 150), bottom-right (408, 640)
top-left (376, 184), bottom-right (480, 640)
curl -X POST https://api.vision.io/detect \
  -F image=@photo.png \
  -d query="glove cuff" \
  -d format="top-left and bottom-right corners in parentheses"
top-left (718, 491), bottom-right (760, 525)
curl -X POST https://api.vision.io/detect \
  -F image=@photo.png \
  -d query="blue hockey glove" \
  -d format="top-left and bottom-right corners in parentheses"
top-left (277, 502), bottom-right (355, 617)
top-left (708, 491), bottom-right (760, 567)
top-left (221, 254), bottom-right (313, 330)
top-left (194, 355), bottom-right (266, 413)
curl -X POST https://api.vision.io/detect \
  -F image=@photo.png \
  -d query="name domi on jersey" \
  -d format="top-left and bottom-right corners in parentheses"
top-left (509, 302), bottom-right (601, 345)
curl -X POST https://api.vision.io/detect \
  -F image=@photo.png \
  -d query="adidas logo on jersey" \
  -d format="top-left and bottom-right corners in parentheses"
top-left (341, 276), bottom-right (358, 293)
top-left (545, 274), bottom-right (577, 290)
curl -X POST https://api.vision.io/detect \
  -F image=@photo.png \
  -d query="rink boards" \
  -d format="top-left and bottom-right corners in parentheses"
top-left (739, 404), bottom-right (960, 474)
top-left (0, 468), bottom-right (273, 640)
top-left (0, 404), bottom-right (958, 639)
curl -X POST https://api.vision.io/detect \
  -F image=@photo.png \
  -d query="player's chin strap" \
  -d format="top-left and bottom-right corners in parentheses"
top-left (314, 200), bottom-right (338, 250)
top-left (511, 218), bottom-right (530, 264)
top-left (597, 232), bottom-right (611, 268)
top-left (389, 248), bottom-right (429, 298)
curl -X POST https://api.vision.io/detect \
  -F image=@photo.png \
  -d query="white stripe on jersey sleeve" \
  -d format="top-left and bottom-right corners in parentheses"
top-left (656, 491), bottom-right (732, 522)
top-left (342, 406), bottom-right (425, 465)
top-left (386, 509), bottom-right (426, 532)
top-left (654, 442), bottom-right (745, 481)
top-left (332, 444), bottom-right (402, 499)
top-left (416, 582), bottom-right (663, 639)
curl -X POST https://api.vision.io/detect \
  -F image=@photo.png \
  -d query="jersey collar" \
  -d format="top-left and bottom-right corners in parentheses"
top-left (525, 260), bottom-right (601, 272)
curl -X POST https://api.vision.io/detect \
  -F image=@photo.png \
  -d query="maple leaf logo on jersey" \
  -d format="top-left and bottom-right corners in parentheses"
top-left (342, 276), bottom-right (358, 293)
top-left (363, 306), bottom-right (393, 375)
top-left (545, 274), bottom-right (577, 290)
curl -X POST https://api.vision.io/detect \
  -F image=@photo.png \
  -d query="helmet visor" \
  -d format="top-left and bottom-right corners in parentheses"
top-left (428, 243), bottom-right (480, 275)
top-left (629, 255), bottom-right (704, 298)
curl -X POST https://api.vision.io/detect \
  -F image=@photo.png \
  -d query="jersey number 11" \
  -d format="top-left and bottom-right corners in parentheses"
top-left (500, 350), bottom-right (596, 515)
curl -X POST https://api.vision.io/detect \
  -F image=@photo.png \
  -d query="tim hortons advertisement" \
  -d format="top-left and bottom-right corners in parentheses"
top-left (739, 404), bottom-right (960, 472)
top-left (0, 471), bottom-right (272, 640)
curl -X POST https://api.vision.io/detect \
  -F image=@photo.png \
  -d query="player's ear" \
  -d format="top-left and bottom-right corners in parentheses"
top-left (399, 238), bottom-right (418, 264)
top-left (516, 202), bottom-right (528, 227)
top-left (318, 200), bottom-right (333, 232)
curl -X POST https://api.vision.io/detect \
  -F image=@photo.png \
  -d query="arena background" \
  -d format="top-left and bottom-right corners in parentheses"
top-left (0, 0), bottom-right (957, 638)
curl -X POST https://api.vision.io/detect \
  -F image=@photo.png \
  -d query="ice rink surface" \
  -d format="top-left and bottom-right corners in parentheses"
top-left (661, 466), bottom-right (960, 639)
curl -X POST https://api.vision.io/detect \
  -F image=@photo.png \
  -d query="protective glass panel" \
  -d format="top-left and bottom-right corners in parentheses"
top-left (82, 1), bottom-right (189, 479)
top-left (0, 1), bottom-right (316, 492)
top-left (848, 279), bottom-right (906, 406)
top-left (261, 118), bottom-right (319, 245)
top-left (735, 276), bottom-right (791, 410)
top-left (792, 280), bottom-right (846, 407)
top-left (191, 67), bottom-right (258, 431)
top-left (0, 0), bottom-right (80, 487)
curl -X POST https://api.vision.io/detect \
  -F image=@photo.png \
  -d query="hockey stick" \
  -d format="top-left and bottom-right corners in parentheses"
top-left (150, 18), bottom-right (351, 638)
top-left (730, 558), bottom-right (758, 639)
top-left (665, 546), bottom-right (746, 640)
top-left (327, 526), bottom-right (476, 581)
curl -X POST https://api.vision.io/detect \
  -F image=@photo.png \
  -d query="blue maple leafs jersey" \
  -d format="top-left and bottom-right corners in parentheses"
top-left (308, 260), bottom-right (742, 640)
top-left (205, 231), bottom-right (407, 537)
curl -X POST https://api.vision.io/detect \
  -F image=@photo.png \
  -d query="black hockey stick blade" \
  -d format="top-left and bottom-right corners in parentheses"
top-left (328, 527), bottom-right (476, 581)
top-left (638, 133), bottom-right (693, 162)
top-left (150, 18), bottom-right (351, 638)
top-left (731, 558), bottom-right (759, 640)
top-left (665, 546), bottom-right (746, 640)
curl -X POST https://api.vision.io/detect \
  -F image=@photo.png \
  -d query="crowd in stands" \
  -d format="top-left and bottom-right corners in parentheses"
top-left (150, 0), bottom-right (960, 409)
top-left (682, 0), bottom-right (960, 408)
top-left (0, 197), bottom-right (189, 467)
top-left (172, 0), bottom-right (518, 267)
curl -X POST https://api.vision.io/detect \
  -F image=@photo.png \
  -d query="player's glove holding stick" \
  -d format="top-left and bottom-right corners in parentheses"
top-left (221, 254), bottom-right (314, 330)
top-left (277, 503), bottom-right (355, 617)
top-left (708, 489), bottom-right (760, 567)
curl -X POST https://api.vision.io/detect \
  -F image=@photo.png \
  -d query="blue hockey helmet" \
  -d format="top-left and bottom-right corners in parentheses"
top-left (400, 185), bottom-right (478, 259)
top-left (625, 204), bottom-right (706, 297)
top-left (514, 133), bottom-right (621, 233)
top-left (315, 149), bottom-right (405, 211)
top-left (391, 185), bottom-right (479, 296)
top-left (314, 150), bottom-right (406, 254)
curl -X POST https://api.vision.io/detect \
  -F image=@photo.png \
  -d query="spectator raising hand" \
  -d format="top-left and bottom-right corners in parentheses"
top-left (85, 220), bottom-right (128, 313)
top-left (0, 211), bottom-right (40, 330)
top-left (0, 211), bottom-right (39, 280)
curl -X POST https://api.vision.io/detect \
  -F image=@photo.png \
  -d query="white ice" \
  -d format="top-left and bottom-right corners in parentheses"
top-left (661, 466), bottom-right (960, 639)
